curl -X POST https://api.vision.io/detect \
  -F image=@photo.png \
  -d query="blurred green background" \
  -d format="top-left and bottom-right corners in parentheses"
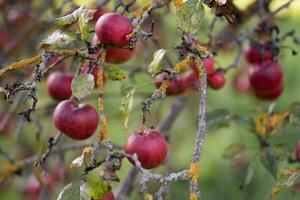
top-left (1, 0), bottom-right (300, 199)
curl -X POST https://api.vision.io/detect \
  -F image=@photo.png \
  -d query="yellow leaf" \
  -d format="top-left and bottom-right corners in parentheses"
top-left (269, 185), bottom-right (283, 199)
top-left (268, 112), bottom-right (289, 135)
top-left (174, 0), bottom-right (184, 8)
top-left (255, 112), bottom-right (268, 136)
top-left (144, 193), bottom-right (153, 200)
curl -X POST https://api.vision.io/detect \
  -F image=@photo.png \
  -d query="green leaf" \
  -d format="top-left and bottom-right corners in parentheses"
top-left (118, 88), bottom-right (136, 130)
top-left (260, 147), bottom-right (279, 179)
top-left (222, 143), bottom-right (245, 160)
top-left (148, 49), bottom-right (167, 74)
top-left (71, 74), bottom-right (95, 100)
top-left (54, 6), bottom-right (84, 25)
top-left (39, 30), bottom-right (76, 49)
top-left (87, 170), bottom-right (110, 199)
top-left (78, 9), bottom-right (94, 41)
top-left (176, 0), bottom-right (205, 35)
top-left (105, 64), bottom-right (127, 81)
top-left (57, 182), bottom-right (80, 200)
top-left (0, 87), bottom-right (5, 93)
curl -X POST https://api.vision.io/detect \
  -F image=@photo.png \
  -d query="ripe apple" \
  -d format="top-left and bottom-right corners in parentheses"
top-left (93, 7), bottom-right (106, 22)
top-left (233, 70), bottom-right (251, 93)
top-left (244, 41), bottom-right (272, 64)
top-left (45, 56), bottom-right (65, 70)
top-left (0, 27), bottom-right (9, 48)
top-left (96, 191), bottom-right (115, 200)
top-left (189, 57), bottom-right (215, 75)
top-left (7, 9), bottom-right (27, 26)
top-left (95, 13), bottom-right (133, 47)
top-left (249, 60), bottom-right (283, 92)
top-left (254, 83), bottom-right (283, 100)
top-left (182, 70), bottom-right (199, 91)
top-left (92, 34), bottom-right (135, 64)
top-left (208, 71), bottom-right (226, 89)
top-left (46, 72), bottom-right (73, 100)
top-left (52, 100), bottom-right (99, 140)
top-left (22, 174), bottom-right (55, 200)
top-left (125, 128), bottom-right (168, 169)
top-left (155, 72), bottom-right (185, 95)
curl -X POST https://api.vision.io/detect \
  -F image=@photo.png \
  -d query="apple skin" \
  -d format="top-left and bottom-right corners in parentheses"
top-left (93, 7), bottom-right (106, 22)
top-left (155, 72), bottom-right (185, 96)
top-left (7, 9), bottom-right (27, 26)
top-left (95, 13), bottom-right (133, 47)
top-left (22, 175), bottom-right (55, 200)
top-left (52, 100), bottom-right (99, 140)
top-left (92, 34), bottom-right (135, 64)
top-left (95, 191), bottom-right (115, 200)
top-left (182, 70), bottom-right (199, 91)
top-left (46, 72), bottom-right (73, 101)
top-left (0, 27), bottom-right (9, 48)
top-left (189, 57), bottom-right (214, 75)
top-left (253, 82), bottom-right (283, 100)
top-left (125, 128), bottom-right (168, 169)
top-left (295, 140), bottom-right (300, 161)
top-left (208, 71), bottom-right (226, 90)
top-left (244, 41), bottom-right (272, 64)
top-left (233, 70), bottom-right (251, 93)
top-left (249, 60), bottom-right (283, 92)
top-left (105, 46), bottom-right (135, 64)
top-left (45, 56), bottom-right (65, 70)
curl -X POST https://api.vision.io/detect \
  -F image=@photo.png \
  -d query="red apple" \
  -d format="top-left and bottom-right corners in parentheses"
top-left (189, 57), bottom-right (214, 75)
top-left (0, 0), bottom-right (5, 10)
top-left (95, 13), bottom-right (133, 47)
top-left (46, 72), bottom-right (73, 100)
top-left (295, 139), bottom-right (300, 161)
top-left (50, 163), bottom-right (71, 181)
top-left (92, 34), bottom-right (135, 64)
top-left (45, 56), bottom-right (65, 70)
top-left (208, 71), bottom-right (225, 89)
top-left (244, 41), bottom-right (272, 64)
top-left (22, 174), bottom-right (55, 200)
top-left (52, 100), bottom-right (99, 140)
top-left (233, 70), bottom-right (251, 93)
top-left (0, 27), bottom-right (9, 48)
top-left (182, 70), bottom-right (199, 91)
top-left (155, 72), bottom-right (185, 96)
top-left (105, 47), bottom-right (135, 64)
top-left (253, 82), bottom-right (283, 100)
top-left (249, 60), bottom-right (283, 92)
top-left (7, 9), bottom-right (27, 26)
top-left (93, 7), bottom-right (106, 22)
top-left (125, 128), bottom-right (168, 169)
top-left (97, 191), bottom-right (115, 200)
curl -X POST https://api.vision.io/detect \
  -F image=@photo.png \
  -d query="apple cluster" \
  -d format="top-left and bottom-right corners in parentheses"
top-left (46, 11), bottom-right (169, 171)
top-left (244, 41), bottom-right (283, 100)
top-left (155, 57), bottom-right (226, 96)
